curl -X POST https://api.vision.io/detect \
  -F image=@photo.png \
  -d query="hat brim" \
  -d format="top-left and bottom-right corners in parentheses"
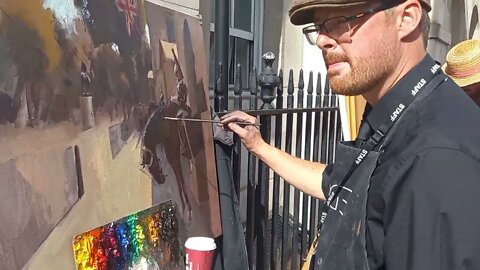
top-left (442, 63), bottom-right (480, 88)
top-left (289, 2), bottom-right (369, 25)
top-left (289, 0), bottom-right (432, 26)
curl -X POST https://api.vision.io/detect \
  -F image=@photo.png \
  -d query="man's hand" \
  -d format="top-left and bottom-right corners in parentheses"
top-left (219, 110), bottom-right (327, 200)
top-left (219, 111), bottom-right (265, 154)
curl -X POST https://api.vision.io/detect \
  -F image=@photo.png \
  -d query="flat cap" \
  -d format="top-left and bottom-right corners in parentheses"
top-left (289, 0), bottom-right (431, 25)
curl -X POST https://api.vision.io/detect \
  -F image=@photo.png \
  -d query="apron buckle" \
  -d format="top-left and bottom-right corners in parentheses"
top-left (370, 129), bottom-right (385, 145)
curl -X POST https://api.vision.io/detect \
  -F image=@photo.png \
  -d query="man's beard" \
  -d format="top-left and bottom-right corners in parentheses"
top-left (325, 40), bottom-right (399, 96)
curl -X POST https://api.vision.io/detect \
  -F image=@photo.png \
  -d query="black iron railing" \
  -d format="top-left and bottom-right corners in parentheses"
top-left (214, 52), bottom-right (342, 270)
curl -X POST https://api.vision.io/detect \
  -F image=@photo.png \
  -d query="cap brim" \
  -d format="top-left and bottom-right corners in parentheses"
top-left (289, 0), bottom-right (431, 26)
top-left (289, 2), bottom-right (368, 25)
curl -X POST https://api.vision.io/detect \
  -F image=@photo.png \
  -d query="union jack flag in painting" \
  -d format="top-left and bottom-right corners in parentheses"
top-left (116, 0), bottom-right (139, 37)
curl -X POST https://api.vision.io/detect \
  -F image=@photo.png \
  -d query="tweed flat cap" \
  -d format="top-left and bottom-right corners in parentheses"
top-left (289, 0), bottom-right (431, 25)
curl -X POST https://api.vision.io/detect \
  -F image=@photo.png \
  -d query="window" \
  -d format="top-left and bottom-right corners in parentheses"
top-left (209, 0), bottom-right (256, 90)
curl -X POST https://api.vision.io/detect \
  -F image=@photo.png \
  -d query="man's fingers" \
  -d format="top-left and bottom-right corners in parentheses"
top-left (244, 125), bottom-right (258, 132)
top-left (220, 111), bottom-right (256, 124)
top-left (219, 111), bottom-right (246, 120)
top-left (227, 122), bottom-right (249, 138)
top-left (220, 113), bottom-right (246, 123)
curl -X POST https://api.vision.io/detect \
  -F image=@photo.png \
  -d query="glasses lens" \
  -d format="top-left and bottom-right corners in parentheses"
top-left (324, 17), bottom-right (351, 40)
top-left (305, 31), bottom-right (318, 45)
top-left (303, 26), bottom-right (319, 45)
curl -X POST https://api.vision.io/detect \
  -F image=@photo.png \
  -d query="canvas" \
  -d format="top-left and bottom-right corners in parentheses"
top-left (0, 0), bottom-right (220, 268)
top-left (0, 0), bottom-right (154, 267)
top-left (141, 2), bottom-right (222, 238)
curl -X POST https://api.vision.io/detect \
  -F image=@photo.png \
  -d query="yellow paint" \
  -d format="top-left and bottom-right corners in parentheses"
top-left (0, 0), bottom-right (62, 72)
top-left (73, 234), bottom-right (96, 270)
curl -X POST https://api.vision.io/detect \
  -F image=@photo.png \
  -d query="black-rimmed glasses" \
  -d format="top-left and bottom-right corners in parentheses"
top-left (302, 1), bottom-right (401, 45)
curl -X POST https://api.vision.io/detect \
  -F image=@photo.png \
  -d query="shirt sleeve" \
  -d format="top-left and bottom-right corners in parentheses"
top-left (321, 164), bottom-right (334, 198)
top-left (382, 148), bottom-right (480, 270)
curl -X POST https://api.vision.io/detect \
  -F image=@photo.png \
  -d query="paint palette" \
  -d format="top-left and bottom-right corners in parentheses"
top-left (72, 200), bottom-right (183, 270)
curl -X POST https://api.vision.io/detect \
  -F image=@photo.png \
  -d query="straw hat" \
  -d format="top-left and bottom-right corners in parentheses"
top-left (442, 39), bottom-right (480, 88)
top-left (289, 0), bottom-right (431, 25)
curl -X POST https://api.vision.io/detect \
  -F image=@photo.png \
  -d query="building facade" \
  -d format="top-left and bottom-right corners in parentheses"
top-left (429, 0), bottom-right (480, 62)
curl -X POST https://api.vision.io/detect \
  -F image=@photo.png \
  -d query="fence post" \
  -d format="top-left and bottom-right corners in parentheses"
top-left (258, 52), bottom-right (280, 109)
top-left (214, 0), bottom-right (229, 111)
top-left (292, 69), bottom-right (305, 270)
top-left (256, 52), bottom-right (280, 270)
top-left (300, 71), bottom-right (314, 262)
top-left (310, 72), bottom-right (323, 251)
top-left (232, 64), bottom-right (243, 198)
top-left (250, 67), bottom-right (258, 110)
top-left (214, 63), bottom-right (225, 112)
top-left (246, 67), bottom-right (258, 269)
top-left (271, 69), bottom-right (284, 269)
top-left (234, 64), bottom-right (243, 110)
top-left (281, 69), bottom-right (295, 270)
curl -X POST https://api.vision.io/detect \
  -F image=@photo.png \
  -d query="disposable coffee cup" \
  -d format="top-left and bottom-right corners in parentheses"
top-left (185, 237), bottom-right (216, 270)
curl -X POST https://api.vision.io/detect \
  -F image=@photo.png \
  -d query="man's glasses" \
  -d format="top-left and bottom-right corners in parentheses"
top-left (302, 1), bottom-right (402, 45)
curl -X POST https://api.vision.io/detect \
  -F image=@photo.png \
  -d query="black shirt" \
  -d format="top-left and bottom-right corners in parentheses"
top-left (322, 55), bottom-right (480, 270)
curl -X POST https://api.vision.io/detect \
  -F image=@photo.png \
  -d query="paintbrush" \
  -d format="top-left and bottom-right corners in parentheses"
top-left (163, 117), bottom-right (260, 126)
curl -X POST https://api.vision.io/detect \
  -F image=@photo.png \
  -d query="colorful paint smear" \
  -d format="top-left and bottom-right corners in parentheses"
top-left (73, 200), bottom-right (183, 270)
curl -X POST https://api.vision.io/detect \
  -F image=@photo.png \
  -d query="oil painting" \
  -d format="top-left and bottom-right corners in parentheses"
top-left (0, 0), bottom-right (220, 269)
top-left (0, 0), bottom-right (154, 267)
top-left (142, 1), bottom-right (221, 238)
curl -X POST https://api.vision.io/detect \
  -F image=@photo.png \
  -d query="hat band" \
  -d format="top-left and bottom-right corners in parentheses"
top-left (448, 64), bottom-right (480, 78)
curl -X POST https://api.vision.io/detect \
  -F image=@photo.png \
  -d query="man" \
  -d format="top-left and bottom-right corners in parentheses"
top-left (443, 39), bottom-right (480, 106)
top-left (220, 0), bottom-right (480, 269)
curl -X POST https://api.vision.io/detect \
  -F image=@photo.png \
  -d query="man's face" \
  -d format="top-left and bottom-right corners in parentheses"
top-left (462, 82), bottom-right (480, 106)
top-left (313, 5), bottom-right (401, 96)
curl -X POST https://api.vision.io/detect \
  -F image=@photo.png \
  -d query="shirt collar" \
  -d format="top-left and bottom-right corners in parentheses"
top-left (364, 54), bottom-right (438, 131)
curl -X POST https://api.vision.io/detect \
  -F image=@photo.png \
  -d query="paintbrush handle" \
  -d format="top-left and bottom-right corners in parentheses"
top-left (163, 117), bottom-right (260, 126)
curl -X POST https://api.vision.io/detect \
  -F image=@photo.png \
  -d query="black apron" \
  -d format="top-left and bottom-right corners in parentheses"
top-left (314, 61), bottom-right (447, 270)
